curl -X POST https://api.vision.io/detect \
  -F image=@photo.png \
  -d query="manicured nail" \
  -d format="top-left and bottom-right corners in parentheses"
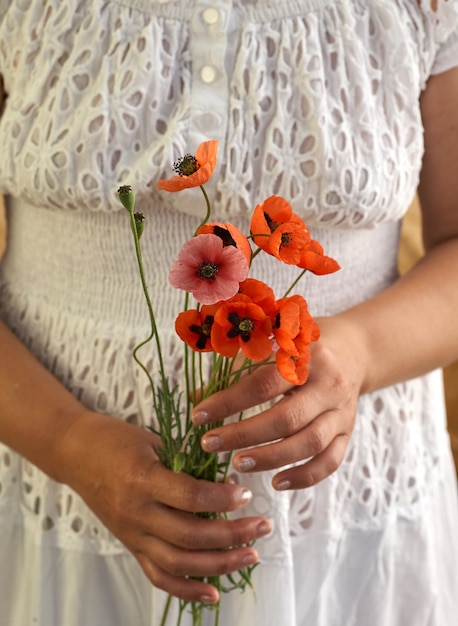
top-left (241, 552), bottom-right (258, 567)
top-left (240, 488), bottom-right (253, 504)
top-left (256, 521), bottom-right (273, 537)
top-left (200, 595), bottom-right (217, 605)
top-left (275, 479), bottom-right (291, 491)
top-left (235, 456), bottom-right (256, 472)
top-left (192, 410), bottom-right (210, 425)
top-left (201, 434), bottom-right (222, 452)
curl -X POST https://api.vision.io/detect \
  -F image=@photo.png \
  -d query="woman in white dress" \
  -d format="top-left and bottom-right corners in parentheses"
top-left (0, 1), bottom-right (457, 624)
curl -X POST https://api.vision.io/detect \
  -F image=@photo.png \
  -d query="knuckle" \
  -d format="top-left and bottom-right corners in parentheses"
top-left (163, 552), bottom-right (187, 576)
top-left (252, 367), bottom-right (281, 401)
top-left (174, 526), bottom-right (196, 549)
top-left (230, 525), bottom-right (253, 548)
top-left (222, 490), bottom-right (241, 512)
top-left (214, 557), bottom-right (234, 576)
top-left (327, 456), bottom-right (341, 475)
top-left (231, 425), bottom-right (253, 451)
top-left (306, 425), bottom-right (327, 457)
top-left (146, 566), bottom-right (163, 589)
top-left (219, 394), bottom-right (237, 418)
top-left (278, 406), bottom-right (303, 437)
top-left (326, 437), bottom-right (347, 475)
top-left (178, 481), bottom-right (203, 511)
top-left (107, 490), bottom-right (131, 523)
top-left (136, 555), bottom-right (164, 590)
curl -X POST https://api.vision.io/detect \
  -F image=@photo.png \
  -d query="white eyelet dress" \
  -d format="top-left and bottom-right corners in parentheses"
top-left (0, 1), bottom-right (458, 625)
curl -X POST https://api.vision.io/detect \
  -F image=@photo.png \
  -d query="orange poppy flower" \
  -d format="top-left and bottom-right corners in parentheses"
top-left (276, 345), bottom-right (312, 385)
top-left (197, 222), bottom-right (252, 266)
top-left (250, 195), bottom-right (308, 253)
top-left (298, 239), bottom-right (341, 275)
top-left (157, 140), bottom-right (218, 192)
top-left (238, 278), bottom-right (276, 317)
top-left (211, 297), bottom-right (273, 361)
top-left (175, 305), bottom-right (219, 352)
top-left (268, 222), bottom-right (310, 265)
top-left (273, 295), bottom-right (319, 356)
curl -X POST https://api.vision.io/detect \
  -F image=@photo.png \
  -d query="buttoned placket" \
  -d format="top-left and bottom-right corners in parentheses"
top-left (187, 1), bottom-right (231, 149)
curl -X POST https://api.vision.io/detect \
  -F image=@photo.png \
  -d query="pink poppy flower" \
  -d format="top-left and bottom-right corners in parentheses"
top-left (169, 233), bottom-right (249, 305)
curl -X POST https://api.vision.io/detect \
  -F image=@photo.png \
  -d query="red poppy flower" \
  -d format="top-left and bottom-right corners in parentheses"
top-left (276, 346), bottom-right (312, 385)
top-left (157, 140), bottom-right (218, 192)
top-left (175, 305), bottom-right (219, 352)
top-left (211, 297), bottom-right (273, 361)
top-left (250, 195), bottom-right (308, 253)
top-left (169, 233), bottom-right (249, 305)
top-left (298, 239), bottom-right (341, 275)
top-left (197, 222), bottom-right (252, 266)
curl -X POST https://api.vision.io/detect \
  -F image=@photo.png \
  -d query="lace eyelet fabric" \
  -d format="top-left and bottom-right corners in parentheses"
top-left (0, 1), bottom-right (458, 624)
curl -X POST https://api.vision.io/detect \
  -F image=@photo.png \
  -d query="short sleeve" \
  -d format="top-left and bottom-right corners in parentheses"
top-left (431, 27), bottom-right (458, 74)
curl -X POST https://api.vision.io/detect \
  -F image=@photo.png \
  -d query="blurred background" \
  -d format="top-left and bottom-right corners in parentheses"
top-left (398, 195), bottom-right (458, 472)
top-left (0, 195), bottom-right (457, 472)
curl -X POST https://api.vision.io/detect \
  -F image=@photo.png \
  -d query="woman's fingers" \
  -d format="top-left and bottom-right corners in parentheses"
top-left (60, 411), bottom-right (273, 600)
top-left (135, 552), bottom-right (221, 604)
top-left (190, 349), bottom-right (358, 488)
top-left (197, 377), bottom-right (334, 455)
top-left (138, 533), bottom-right (259, 580)
top-left (192, 363), bottom-right (291, 426)
top-left (229, 409), bottom-right (342, 474)
top-left (271, 434), bottom-right (350, 490)
top-left (137, 501), bottom-right (272, 551)
top-left (149, 459), bottom-right (254, 514)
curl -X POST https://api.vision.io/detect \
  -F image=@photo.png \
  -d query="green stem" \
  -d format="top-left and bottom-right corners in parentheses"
top-left (160, 594), bottom-right (173, 626)
top-left (179, 423), bottom-right (195, 455)
top-left (282, 268), bottom-right (307, 297)
top-left (128, 208), bottom-right (168, 390)
top-left (193, 185), bottom-right (212, 235)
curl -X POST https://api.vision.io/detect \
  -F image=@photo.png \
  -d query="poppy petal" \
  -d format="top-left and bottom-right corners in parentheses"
top-left (157, 140), bottom-right (218, 191)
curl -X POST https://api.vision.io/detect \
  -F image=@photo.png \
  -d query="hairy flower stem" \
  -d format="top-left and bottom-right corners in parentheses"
top-left (127, 207), bottom-right (168, 404)
top-left (193, 185), bottom-right (212, 235)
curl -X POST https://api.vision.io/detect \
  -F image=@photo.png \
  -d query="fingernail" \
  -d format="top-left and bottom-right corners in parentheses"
top-left (200, 595), bottom-right (217, 605)
top-left (240, 488), bottom-right (253, 504)
top-left (192, 410), bottom-right (209, 425)
top-left (241, 552), bottom-right (258, 567)
top-left (275, 479), bottom-right (291, 491)
top-left (235, 456), bottom-right (256, 472)
top-left (256, 521), bottom-right (273, 537)
top-left (201, 434), bottom-right (221, 452)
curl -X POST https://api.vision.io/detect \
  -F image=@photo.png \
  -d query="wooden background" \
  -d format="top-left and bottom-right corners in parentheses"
top-left (0, 195), bottom-right (457, 470)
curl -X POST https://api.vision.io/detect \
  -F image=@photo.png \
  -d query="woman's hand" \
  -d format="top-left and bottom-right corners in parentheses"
top-left (191, 316), bottom-right (366, 490)
top-left (58, 411), bottom-right (272, 604)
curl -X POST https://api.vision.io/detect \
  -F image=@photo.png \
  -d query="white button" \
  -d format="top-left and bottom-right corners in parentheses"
top-left (195, 112), bottom-right (221, 132)
top-left (202, 8), bottom-right (220, 25)
top-left (200, 65), bottom-right (217, 83)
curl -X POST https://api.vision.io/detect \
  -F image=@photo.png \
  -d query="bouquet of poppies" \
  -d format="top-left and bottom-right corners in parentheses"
top-left (117, 140), bottom-right (339, 626)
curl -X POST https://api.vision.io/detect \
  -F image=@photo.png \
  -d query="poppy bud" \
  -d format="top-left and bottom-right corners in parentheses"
top-left (118, 185), bottom-right (135, 212)
top-left (133, 212), bottom-right (145, 239)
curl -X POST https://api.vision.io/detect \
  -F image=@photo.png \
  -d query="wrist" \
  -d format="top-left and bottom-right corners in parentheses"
top-left (314, 314), bottom-right (371, 397)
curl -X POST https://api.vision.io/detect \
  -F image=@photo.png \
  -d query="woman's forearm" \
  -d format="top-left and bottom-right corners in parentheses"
top-left (333, 236), bottom-right (458, 395)
top-left (0, 318), bottom-right (87, 482)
